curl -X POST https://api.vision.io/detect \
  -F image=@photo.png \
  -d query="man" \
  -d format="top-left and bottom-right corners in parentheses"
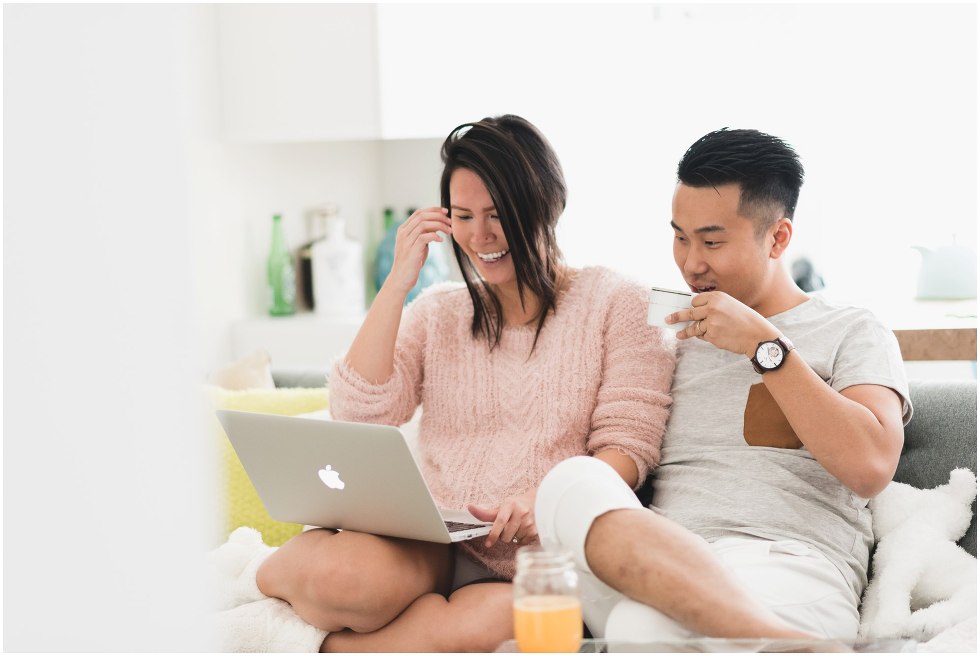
top-left (535, 128), bottom-right (911, 642)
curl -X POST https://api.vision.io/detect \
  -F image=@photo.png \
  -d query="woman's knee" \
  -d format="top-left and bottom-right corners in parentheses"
top-left (256, 529), bottom-right (339, 601)
top-left (258, 529), bottom-right (450, 632)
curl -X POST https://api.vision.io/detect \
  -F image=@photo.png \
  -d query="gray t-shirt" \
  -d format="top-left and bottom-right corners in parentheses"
top-left (652, 295), bottom-right (912, 600)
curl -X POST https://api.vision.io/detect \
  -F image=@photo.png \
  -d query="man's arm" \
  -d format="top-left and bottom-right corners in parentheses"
top-left (760, 357), bottom-right (905, 498)
top-left (673, 291), bottom-right (905, 498)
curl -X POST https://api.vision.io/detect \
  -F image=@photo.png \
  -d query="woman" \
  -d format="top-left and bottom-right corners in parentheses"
top-left (253, 115), bottom-right (674, 652)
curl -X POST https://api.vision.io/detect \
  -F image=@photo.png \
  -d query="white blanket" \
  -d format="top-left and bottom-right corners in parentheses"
top-left (917, 617), bottom-right (977, 653)
top-left (209, 527), bottom-right (326, 652)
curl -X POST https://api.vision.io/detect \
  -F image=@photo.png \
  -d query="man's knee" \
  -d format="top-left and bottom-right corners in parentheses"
top-left (536, 457), bottom-right (642, 572)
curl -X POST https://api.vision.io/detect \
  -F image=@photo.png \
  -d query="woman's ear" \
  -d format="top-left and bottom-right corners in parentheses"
top-left (769, 218), bottom-right (794, 258)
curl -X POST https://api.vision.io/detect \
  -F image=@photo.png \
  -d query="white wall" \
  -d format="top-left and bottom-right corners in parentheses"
top-left (194, 137), bottom-right (449, 370)
top-left (3, 7), bottom-right (975, 651)
top-left (373, 3), bottom-right (976, 310)
top-left (548, 4), bottom-right (977, 301)
top-left (205, 3), bottom-right (976, 374)
top-left (5, 4), bottom-right (215, 651)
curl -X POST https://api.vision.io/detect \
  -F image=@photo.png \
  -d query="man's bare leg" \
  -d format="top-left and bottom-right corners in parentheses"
top-left (320, 582), bottom-right (513, 653)
top-left (586, 509), bottom-right (811, 639)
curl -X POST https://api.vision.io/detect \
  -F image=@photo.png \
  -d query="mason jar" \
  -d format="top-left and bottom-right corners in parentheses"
top-left (512, 545), bottom-right (583, 653)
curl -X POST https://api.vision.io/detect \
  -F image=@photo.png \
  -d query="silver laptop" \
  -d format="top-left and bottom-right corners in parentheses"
top-left (216, 409), bottom-right (492, 543)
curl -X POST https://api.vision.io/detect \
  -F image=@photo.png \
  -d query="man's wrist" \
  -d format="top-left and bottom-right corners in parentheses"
top-left (744, 329), bottom-right (781, 359)
top-left (750, 335), bottom-right (797, 374)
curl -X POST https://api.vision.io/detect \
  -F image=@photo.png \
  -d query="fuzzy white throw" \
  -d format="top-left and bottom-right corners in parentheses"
top-left (209, 527), bottom-right (326, 652)
top-left (859, 468), bottom-right (977, 643)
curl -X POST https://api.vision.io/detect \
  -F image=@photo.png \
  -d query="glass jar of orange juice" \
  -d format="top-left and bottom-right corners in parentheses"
top-left (513, 545), bottom-right (583, 653)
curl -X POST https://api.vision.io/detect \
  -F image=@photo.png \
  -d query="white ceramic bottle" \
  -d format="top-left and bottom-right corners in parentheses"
top-left (311, 211), bottom-right (366, 319)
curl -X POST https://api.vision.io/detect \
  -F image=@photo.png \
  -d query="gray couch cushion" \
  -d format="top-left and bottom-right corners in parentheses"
top-left (272, 368), bottom-right (328, 389)
top-left (896, 380), bottom-right (977, 556)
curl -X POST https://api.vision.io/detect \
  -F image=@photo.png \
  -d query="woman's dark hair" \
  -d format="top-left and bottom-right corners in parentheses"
top-left (677, 128), bottom-right (805, 236)
top-left (440, 115), bottom-right (567, 352)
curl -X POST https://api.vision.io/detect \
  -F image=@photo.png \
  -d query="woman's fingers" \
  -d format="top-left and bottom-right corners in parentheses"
top-left (467, 504), bottom-right (497, 523)
top-left (386, 209), bottom-right (451, 292)
top-left (481, 493), bottom-right (537, 547)
top-left (511, 517), bottom-right (538, 544)
top-left (485, 505), bottom-right (513, 548)
top-left (500, 503), bottom-right (536, 545)
top-left (400, 207), bottom-right (451, 234)
top-left (401, 214), bottom-right (452, 235)
top-left (501, 511), bottom-right (525, 544)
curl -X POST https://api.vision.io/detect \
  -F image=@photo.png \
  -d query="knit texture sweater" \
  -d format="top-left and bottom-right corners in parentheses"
top-left (329, 266), bottom-right (675, 579)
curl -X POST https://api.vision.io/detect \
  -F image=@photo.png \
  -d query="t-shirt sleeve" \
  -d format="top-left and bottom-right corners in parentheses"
top-left (829, 311), bottom-right (913, 425)
top-left (328, 294), bottom-right (429, 426)
top-left (586, 281), bottom-right (676, 485)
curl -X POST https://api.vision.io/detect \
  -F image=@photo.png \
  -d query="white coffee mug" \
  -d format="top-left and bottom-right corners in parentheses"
top-left (648, 286), bottom-right (693, 329)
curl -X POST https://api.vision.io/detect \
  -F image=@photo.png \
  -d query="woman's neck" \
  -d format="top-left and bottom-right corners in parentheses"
top-left (492, 265), bottom-right (572, 327)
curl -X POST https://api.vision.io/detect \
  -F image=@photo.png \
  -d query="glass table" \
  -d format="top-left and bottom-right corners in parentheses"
top-left (496, 637), bottom-right (917, 652)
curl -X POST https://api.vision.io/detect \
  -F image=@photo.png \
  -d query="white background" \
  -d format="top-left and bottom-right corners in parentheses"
top-left (3, 3), bottom-right (977, 651)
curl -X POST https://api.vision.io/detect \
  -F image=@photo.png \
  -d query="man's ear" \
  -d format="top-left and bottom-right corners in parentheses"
top-left (769, 218), bottom-right (794, 258)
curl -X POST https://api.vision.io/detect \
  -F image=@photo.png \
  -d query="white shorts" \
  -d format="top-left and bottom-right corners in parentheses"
top-left (535, 456), bottom-right (860, 642)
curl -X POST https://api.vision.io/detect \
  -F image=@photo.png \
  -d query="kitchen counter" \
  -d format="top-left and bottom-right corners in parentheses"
top-left (867, 298), bottom-right (976, 361)
top-left (230, 299), bottom-right (977, 375)
top-left (232, 314), bottom-right (365, 370)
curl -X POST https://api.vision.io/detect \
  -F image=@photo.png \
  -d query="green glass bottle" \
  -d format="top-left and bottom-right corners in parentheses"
top-left (267, 213), bottom-right (296, 316)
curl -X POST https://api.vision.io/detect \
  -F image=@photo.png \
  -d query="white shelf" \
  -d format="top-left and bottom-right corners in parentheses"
top-left (232, 314), bottom-right (364, 370)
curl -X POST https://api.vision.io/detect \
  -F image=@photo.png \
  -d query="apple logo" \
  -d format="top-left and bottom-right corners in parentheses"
top-left (318, 465), bottom-right (345, 490)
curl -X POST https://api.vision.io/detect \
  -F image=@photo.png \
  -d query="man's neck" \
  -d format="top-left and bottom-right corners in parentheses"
top-left (750, 273), bottom-right (810, 319)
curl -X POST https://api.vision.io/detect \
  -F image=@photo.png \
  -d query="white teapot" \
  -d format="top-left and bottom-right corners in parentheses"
top-left (912, 240), bottom-right (977, 300)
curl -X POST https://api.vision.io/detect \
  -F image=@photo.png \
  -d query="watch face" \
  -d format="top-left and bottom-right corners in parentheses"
top-left (755, 341), bottom-right (784, 370)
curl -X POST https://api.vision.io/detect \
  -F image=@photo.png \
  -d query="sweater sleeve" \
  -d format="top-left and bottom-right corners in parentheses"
top-left (328, 295), bottom-right (430, 427)
top-left (586, 281), bottom-right (675, 486)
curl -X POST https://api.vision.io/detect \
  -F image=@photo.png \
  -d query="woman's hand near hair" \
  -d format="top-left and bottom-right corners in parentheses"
top-left (468, 489), bottom-right (538, 549)
top-left (385, 207), bottom-right (452, 296)
top-left (344, 208), bottom-right (451, 384)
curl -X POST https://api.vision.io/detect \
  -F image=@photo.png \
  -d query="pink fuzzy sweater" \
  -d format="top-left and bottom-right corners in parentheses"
top-left (329, 266), bottom-right (675, 579)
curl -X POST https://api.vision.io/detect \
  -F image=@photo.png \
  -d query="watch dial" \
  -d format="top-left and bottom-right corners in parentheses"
top-left (756, 342), bottom-right (784, 369)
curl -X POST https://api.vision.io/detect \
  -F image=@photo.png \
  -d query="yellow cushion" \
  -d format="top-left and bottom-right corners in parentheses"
top-left (208, 386), bottom-right (330, 546)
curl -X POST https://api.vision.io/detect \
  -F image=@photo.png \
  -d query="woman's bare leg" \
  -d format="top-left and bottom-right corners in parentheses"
top-left (256, 529), bottom-right (453, 633)
top-left (321, 582), bottom-right (514, 653)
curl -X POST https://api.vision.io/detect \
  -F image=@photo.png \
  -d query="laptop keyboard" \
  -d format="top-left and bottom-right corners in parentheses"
top-left (445, 520), bottom-right (488, 533)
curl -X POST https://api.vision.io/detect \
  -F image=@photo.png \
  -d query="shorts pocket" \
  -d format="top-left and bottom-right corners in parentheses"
top-left (767, 540), bottom-right (815, 558)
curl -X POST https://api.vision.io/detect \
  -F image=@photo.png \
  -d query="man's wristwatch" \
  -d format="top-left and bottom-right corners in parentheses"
top-left (750, 336), bottom-right (796, 374)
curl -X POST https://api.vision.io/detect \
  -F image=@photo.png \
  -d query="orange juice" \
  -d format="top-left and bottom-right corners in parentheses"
top-left (513, 595), bottom-right (583, 653)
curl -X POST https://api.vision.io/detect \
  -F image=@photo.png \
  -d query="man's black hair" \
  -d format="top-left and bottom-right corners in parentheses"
top-left (677, 128), bottom-right (805, 233)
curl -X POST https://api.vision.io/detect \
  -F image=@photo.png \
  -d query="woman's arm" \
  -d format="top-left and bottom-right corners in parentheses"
top-left (587, 281), bottom-right (676, 486)
top-left (593, 449), bottom-right (639, 489)
top-left (345, 207), bottom-right (451, 383)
